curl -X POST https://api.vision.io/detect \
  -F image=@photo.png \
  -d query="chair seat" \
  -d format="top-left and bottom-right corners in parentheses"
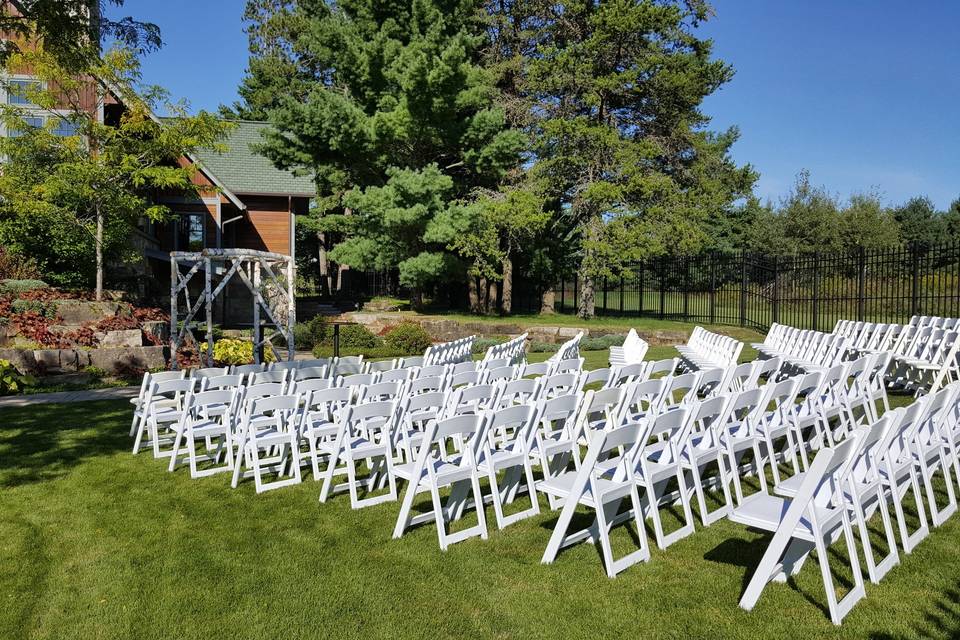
top-left (478, 447), bottom-right (525, 473)
top-left (394, 455), bottom-right (472, 485)
top-left (773, 472), bottom-right (804, 498)
top-left (537, 472), bottom-right (630, 506)
top-left (729, 493), bottom-right (837, 542)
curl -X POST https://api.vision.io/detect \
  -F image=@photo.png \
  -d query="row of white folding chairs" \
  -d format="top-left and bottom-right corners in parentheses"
top-left (753, 323), bottom-right (849, 372)
top-left (884, 326), bottom-right (960, 394)
top-left (548, 331), bottom-right (584, 362)
top-left (135, 354), bottom-right (591, 483)
top-left (608, 328), bottom-right (649, 367)
top-left (537, 363), bottom-right (866, 576)
top-left (423, 335), bottom-right (475, 366)
top-left (834, 319), bottom-right (960, 394)
top-left (731, 380), bottom-right (960, 624)
top-left (676, 326), bottom-right (744, 371)
top-left (540, 352), bottom-right (902, 585)
top-left (481, 332), bottom-right (528, 365)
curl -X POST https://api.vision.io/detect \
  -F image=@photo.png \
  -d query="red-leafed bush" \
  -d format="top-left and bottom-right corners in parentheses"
top-left (94, 315), bottom-right (140, 332)
top-left (133, 307), bottom-right (168, 322)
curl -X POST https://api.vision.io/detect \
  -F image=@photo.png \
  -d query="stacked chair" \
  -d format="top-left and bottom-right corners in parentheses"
top-left (752, 323), bottom-right (849, 372)
top-left (677, 326), bottom-right (743, 371)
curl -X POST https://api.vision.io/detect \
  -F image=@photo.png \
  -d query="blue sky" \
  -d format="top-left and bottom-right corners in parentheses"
top-left (111, 0), bottom-right (960, 210)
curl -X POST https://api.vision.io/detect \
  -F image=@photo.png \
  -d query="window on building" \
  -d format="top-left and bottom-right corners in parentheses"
top-left (52, 117), bottom-right (78, 137)
top-left (8, 115), bottom-right (44, 137)
top-left (7, 79), bottom-right (41, 106)
top-left (175, 213), bottom-right (205, 251)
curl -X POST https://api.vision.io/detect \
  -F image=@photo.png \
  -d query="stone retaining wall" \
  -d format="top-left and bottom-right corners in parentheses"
top-left (0, 346), bottom-right (169, 375)
top-left (341, 312), bottom-right (690, 346)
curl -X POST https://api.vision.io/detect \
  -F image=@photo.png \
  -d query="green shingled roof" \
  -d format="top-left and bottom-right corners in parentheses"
top-left (193, 120), bottom-right (316, 197)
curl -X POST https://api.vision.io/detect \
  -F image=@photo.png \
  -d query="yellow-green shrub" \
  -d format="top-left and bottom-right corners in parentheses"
top-left (200, 339), bottom-right (277, 365)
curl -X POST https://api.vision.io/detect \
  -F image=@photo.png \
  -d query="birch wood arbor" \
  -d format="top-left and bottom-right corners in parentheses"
top-left (169, 249), bottom-right (295, 369)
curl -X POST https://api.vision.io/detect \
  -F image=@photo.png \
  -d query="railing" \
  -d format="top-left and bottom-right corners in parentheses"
top-left (518, 243), bottom-right (960, 330)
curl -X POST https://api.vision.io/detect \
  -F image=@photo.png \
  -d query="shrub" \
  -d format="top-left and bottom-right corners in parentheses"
top-left (311, 344), bottom-right (406, 359)
top-left (472, 336), bottom-right (507, 354)
top-left (0, 359), bottom-right (35, 395)
top-left (0, 247), bottom-right (40, 281)
top-left (201, 338), bottom-right (277, 366)
top-left (83, 365), bottom-right (108, 379)
top-left (11, 299), bottom-right (59, 320)
top-left (293, 315), bottom-right (328, 349)
top-left (327, 323), bottom-right (382, 349)
top-left (580, 334), bottom-right (626, 351)
top-left (383, 321), bottom-right (433, 355)
top-left (528, 341), bottom-right (556, 353)
top-left (0, 279), bottom-right (49, 295)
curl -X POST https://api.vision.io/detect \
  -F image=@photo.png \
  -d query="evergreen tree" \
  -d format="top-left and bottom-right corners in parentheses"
top-left (227, 0), bottom-right (312, 120)
top-left (489, 0), bottom-right (756, 318)
top-left (257, 0), bottom-right (526, 301)
top-left (893, 196), bottom-right (945, 248)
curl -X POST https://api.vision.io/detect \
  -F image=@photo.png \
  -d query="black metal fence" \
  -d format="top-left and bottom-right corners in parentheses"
top-left (514, 243), bottom-right (960, 331)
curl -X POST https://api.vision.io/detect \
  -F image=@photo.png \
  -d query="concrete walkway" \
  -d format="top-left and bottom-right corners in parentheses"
top-left (0, 385), bottom-right (139, 408)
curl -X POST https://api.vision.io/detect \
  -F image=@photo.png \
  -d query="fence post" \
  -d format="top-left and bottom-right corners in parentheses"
top-left (683, 258), bottom-right (690, 320)
top-left (659, 257), bottom-right (666, 319)
top-left (772, 255), bottom-right (779, 325)
top-left (573, 274), bottom-right (578, 314)
top-left (559, 276), bottom-right (565, 312)
top-left (739, 252), bottom-right (747, 327)
top-left (911, 244), bottom-right (920, 317)
top-left (639, 265), bottom-right (645, 315)
top-left (857, 246), bottom-right (866, 321)
top-left (709, 254), bottom-right (716, 324)
top-left (812, 252), bottom-right (820, 332)
top-left (619, 274), bottom-right (625, 315)
top-left (602, 275), bottom-right (608, 314)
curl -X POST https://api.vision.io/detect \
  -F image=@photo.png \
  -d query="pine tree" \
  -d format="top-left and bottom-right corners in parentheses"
top-left (489, 0), bottom-right (756, 318)
top-left (257, 0), bottom-right (526, 301)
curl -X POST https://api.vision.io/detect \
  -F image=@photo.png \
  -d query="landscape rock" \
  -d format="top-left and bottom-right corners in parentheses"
top-left (87, 346), bottom-right (168, 373)
top-left (32, 349), bottom-right (62, 371)
top-left (98, 329), bottom-right (143, 348)
top-left (54, 300), bottom-right (131, 325)
top-left (0, 348), bottom-right (37, 374)
top-left (141, 321), bottom-right (169, 343)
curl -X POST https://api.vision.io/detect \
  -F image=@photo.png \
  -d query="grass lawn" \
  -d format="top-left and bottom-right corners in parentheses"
top-left (2, 355), bottom-right (957, 638)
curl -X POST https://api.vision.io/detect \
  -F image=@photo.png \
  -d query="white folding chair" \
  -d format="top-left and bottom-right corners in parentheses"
top-left (231, 395), bottom-right (303, 493)
top-left (477, 404), bottom-right (542, 529)
top-left (392, 414), bottom-right (490, 550)
top-left (167, 389), bottom-right (238, 478)
top-left (732, 436), bottom-right (865, 625)
top-left (299, 386), bottom-right (352, 480)
top-left (539, 422), bottom-right (649, 577)
top-left (319, 400), bottom-right (399, 508)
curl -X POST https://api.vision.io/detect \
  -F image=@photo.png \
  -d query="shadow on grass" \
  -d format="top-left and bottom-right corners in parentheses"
top-left (871, 580), bottom-right (960, 640)
top-left (0, 399), bottom-right (130, 488)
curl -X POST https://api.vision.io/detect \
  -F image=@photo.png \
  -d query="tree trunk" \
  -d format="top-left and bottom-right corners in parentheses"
top-left (578, 272), bottom-right (594, 319)
top-left (468, 276), bottom-right (481, 313)
top-left (317, 231), bottom-right (331, 296)
top-left (487, 279), bottom-right (499, 315)
top-left (336, 207), bottom-right (352, 292)
top-left (577, 214), bottom-right (601, 319)
top-left (501, 254), bottom-right (513, 315)
top-left (540, 287), bottom-right (555, 314)
top-left (478, 276), bottom-right (488, 313)
top-left (95, 204), bottom-right (104, 301)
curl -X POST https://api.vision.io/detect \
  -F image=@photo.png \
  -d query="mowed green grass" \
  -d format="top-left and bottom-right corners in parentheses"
top-left (2, 350), bottom-right (959, 638)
